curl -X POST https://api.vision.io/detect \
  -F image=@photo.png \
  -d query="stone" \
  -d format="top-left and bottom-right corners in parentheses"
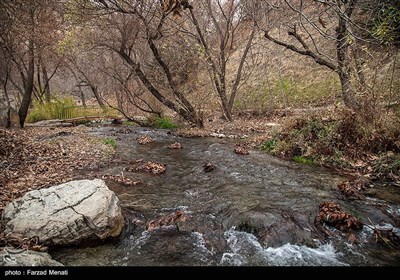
top-left (0, 248), bottom-right (63, 266)
top-left (0, 100), bottom-right (18, 128)
top-left (2, 179), bottom-right (124, 246)
top-left (26, 119), bottom-right (73, 127)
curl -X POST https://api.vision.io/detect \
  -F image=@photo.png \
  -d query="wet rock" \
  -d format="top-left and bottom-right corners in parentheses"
top-left (169, 142), bottom-right (183, 149)
top-left (111, 119), bottom-right (123, 125)
top-left (203, 163), bottom-right (216, 173)
top-left (210, 132), bottom-right (226, 138)
top-left (27, 119), bottom-right (73, 127)
top-left (0, 248), bottom-right (63, 266)
top-left (2, 179), bottom-right (124, 246)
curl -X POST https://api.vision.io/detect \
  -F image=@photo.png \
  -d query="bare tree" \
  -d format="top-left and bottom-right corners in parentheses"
top-left (74, 0), bottom-right (204, 127)
top-left (0, 0), bottom-right (67, 127)
top-left (98, 51), bottom-right (163, 125)
top-left (187, 0), bottom-right (257, 121)
top-left (260, 0), bottom-right (371, 111)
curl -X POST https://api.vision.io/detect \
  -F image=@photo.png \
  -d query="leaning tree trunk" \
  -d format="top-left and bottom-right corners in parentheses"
top-left (89, 84), bottom-right (106, 109)
top-left (117, 50), bottom-right (203, 127)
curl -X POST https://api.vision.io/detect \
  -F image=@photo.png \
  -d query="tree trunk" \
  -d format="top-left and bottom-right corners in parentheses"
top-left (228, 25), bottom-right (256, 114)
top-left (336, 17), bottom-right (361, 112)
top-left (2, 67), bottom-right (11, 128)
top-left (79, 87), bottom-right (87, 108)
top-left (18, 38), bottom-right (35, 128)
top-left (42, 63), bottom-right (51, 103)
top-left (117, 50), bottom-right (203, 127)
top-left (89, 84), bottom-right (106, 109)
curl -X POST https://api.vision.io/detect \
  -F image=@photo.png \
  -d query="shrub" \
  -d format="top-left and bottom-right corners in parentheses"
top-left (260, 139), bottom-right (277, 152)
top-left (153, 117), bottom-right (178, 129)
top-left (103, 138), bottom-right (117, 149)
top-left (292, 156), bottom-right (315, 165)
top-left (26, 97), bottom-right (76, 123)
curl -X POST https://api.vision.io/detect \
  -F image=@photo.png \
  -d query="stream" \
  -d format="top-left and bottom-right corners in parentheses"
top-left (52, 126), bottom-right (400, 266)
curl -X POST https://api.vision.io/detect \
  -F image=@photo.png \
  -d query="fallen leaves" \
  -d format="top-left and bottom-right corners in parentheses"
top-left (337, 179), bottom-right (366, 200)
top-left (0, 232), bottom-right (48, 252)
top-left (0, 126), bottom-right (115, 214)
top-left (102, 174), bottom-right (142, 187)
top-left (146, 210), bottom-right (188, 231)
top-left (234, 144), bottom-right (249, 155)
top-left (127, 159), bottom-right (166, 175)
top-left (316, 202), bottom-right (363, 231)
top-left (137, 135), bottom-right (155, 145)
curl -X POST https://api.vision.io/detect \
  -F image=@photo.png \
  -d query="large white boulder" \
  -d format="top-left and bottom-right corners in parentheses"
top-left (2, 179), bottom-right (124, 246)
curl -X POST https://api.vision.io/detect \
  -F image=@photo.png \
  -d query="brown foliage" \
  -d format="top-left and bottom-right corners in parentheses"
top-left (234, 144), bottom-right (249, 155)
top-left (147, 210), bottom-right (188, 231)
top-left (0, 127), bottom-right (114, 213)
top-left (162, 0), bottom-right (192, 17)
top-left (316, 202), bottom-right (363, 231)
top-left (0, 232), bottom-right (48, 252)
top-left (102, 174), bottom-right (142, 187)
top-left (137, 135), bottom-right (155, 145)
top-left (337, 179), bottom-right (366, 200)
top-left (127, 159), bottom-right (166, 175)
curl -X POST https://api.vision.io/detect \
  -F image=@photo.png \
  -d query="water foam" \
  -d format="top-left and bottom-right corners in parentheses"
top-left (220, 229), bottom-right (348, 266)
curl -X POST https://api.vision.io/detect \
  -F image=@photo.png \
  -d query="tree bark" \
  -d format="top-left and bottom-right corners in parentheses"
top-left (117, 50), bottom-right (203, 127)
top-left (228, 25), bottom-right (256, 112)
top-left (2, 66), bottom-right (11, 128)
top-left (336, 16), bottom-right (361, 111)
top-left (18, 39), bottom-right (35, 128)
top-left (89, 83), bottom-right (106, 109)
top-left (42, 63), bottom-right (51, 103)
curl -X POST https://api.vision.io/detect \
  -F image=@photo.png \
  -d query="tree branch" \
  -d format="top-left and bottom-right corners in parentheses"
top-left (264, 30), bottom-right (337, 71)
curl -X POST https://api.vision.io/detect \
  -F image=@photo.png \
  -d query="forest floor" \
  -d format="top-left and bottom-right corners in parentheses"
top-left (1, 109), bottom-right (399, 218)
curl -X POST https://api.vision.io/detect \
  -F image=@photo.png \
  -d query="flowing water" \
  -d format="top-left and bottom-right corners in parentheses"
top-left (52, 126), bottom-right (400, 266)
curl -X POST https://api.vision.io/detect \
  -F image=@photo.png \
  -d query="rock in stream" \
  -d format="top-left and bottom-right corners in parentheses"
top-left (1, 179), bottom-right (124, 246)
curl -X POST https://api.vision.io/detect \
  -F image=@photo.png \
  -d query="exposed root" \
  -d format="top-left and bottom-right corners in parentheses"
top-left (365, 218), bottom-right (400, 249)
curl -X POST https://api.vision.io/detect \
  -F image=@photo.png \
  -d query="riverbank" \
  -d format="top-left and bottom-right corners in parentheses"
top-left (1, 109), bottom-right (399, 216)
